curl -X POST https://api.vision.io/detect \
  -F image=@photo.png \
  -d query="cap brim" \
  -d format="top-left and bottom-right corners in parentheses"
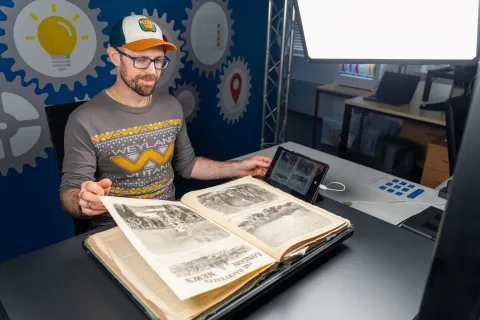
top-left (123, 38), bottom-right (177, 52)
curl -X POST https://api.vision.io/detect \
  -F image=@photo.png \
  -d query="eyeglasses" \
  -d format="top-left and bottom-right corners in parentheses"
top-left (115, 47), bottom-right (170, 70)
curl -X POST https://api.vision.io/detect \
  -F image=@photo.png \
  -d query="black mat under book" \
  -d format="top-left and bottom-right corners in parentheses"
top-left (84, 227), bottom-right (353, 319)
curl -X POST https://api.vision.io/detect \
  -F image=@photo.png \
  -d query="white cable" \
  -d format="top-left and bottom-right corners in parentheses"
top-left (317, 181), bottom-right (446, 207)
top-left (320, 182), bottom-right (346, 192)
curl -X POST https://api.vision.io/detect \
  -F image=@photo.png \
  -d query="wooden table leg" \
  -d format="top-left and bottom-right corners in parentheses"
top-left (339, 104), bottom-right (353, 158)
top-left (312, 89), bottom-right (321, 148)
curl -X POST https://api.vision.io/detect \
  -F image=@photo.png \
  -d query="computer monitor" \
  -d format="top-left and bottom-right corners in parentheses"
top-left (416, 69), bottom-right (480, 319)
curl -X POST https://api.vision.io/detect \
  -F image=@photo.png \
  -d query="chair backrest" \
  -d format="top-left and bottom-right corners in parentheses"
top-left (45, 101), bottom-right (88, 235)
top-left (445, 95), bottom-right (471, 175)
top-left (45, 101), bottom-right (86, 171)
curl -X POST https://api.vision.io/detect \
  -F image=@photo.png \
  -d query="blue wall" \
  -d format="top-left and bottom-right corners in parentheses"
top-left (0, 0), bottom-right (268, 262)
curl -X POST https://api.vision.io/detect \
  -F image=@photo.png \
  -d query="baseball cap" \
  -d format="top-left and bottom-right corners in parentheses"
top-left (109, 15), bottom-right (177, 52)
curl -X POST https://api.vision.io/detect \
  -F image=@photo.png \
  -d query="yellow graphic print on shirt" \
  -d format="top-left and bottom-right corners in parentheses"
top-left (110, 143), bottom-right (175, 173)
top-left (110, 172), bottom-right (173, 199)
top-left (90, 119), bottom-right (182, 144)
top-left (90, 119), bottom-right (182, 200)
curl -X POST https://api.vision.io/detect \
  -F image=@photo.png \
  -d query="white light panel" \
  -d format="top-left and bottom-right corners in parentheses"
top-left (295, 0), bottom-right (480, 62)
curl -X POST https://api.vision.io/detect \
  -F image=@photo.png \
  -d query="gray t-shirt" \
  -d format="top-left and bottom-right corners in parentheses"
top-left (60, 89), bottom-right (197, 225)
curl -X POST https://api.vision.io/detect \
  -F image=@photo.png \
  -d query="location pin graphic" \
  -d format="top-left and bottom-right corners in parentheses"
top-left (230, 73), bottom-right (242, 104)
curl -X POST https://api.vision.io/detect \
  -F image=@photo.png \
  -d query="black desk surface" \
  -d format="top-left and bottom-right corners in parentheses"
top-left (0, 198), bottom-right (434, 320)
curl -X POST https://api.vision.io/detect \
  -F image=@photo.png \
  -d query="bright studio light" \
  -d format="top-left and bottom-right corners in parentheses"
top-left (294, 0), bottom-right (480, 63)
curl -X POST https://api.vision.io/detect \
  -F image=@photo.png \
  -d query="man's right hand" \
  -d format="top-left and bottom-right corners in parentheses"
top-left (78, 179), bottom-right (112, 216)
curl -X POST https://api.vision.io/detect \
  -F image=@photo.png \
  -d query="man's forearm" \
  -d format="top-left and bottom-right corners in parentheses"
top-left (60, 189), bottom-right (88, 219)
top-left (190, 157), bottom-right (240, 180)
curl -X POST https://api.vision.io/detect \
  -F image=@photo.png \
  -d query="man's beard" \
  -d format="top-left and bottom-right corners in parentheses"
top-left (120, 66), bottom-right (159, 97)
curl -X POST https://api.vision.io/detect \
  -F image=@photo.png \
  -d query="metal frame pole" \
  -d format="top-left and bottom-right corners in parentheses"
top-left (261, 0), bottom-right (293, 150)
top-left (279, 5), bottom-right (295, 144)
top-left (261, 0), bottom-right (273, 149)
top-left (275, 0), bottom-right (289, 144)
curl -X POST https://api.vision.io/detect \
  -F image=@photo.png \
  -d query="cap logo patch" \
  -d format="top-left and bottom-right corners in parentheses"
top-left (139, 18), bottom-right (156, 32)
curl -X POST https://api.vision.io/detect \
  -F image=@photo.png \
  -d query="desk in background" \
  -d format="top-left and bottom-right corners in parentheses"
top-left (312, 84), bottom-right (372, 148)
top-left (339, 95), bottom-right (446, 159)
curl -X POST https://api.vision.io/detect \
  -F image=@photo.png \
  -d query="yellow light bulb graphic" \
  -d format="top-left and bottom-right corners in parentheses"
top-left (19, 2), bottom-right (93, 78)
top-left (37, 16), bottom-right (77, 70)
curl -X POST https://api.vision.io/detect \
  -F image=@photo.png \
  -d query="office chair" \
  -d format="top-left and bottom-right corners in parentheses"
top-left (45, 101), bottom-right (89, 235)
top-left (445, 95), bottom-right (471, 175)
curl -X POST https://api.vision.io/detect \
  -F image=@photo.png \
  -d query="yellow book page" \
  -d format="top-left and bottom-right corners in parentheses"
top-left (89, 227), bottom-right (276, 320)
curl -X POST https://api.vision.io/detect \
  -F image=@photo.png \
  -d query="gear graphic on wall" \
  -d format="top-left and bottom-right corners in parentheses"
top-left (0, 74), bottom-right (51, 175)
top-left (74, 94), bottom-right (91, 102)
top-left (126, 9), bottom-right (185, 92)
top-left (0, 0), bottom-right (109, 92)
top-left (182, 0), bottom-right (235, 77)
top-left (217, 57), bottom-right (251, 124)
top-left (174, 82), bottom-right (201, 122)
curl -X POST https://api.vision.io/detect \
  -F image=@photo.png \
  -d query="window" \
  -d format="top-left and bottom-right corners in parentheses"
top-left (293, 22), bottom-right (304, 57)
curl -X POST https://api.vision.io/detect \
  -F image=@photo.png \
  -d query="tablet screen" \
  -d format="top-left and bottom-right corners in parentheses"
top-left (269, 150), bottom-right (327, 195)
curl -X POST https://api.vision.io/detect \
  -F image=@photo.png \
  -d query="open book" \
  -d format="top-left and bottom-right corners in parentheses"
top-left (87, 176), bottom-right (352, 319)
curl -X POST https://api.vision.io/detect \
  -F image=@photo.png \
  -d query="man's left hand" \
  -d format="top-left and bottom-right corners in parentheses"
top-left (236, 156), bottom-right (272, 177)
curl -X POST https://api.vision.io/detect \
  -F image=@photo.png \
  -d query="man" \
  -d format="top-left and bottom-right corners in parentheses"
top-left (59, 15), bottom-right (271, 228)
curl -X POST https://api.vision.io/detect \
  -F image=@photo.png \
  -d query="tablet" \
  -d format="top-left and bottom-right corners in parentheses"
top-left (264, 146), bottom-right (329, 203)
